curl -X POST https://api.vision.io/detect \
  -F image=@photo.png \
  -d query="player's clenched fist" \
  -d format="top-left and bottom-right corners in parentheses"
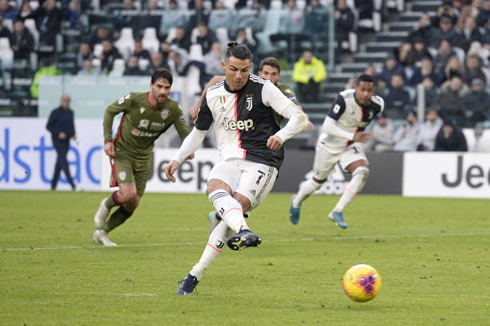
top-left (267, 135), bottom-right (283, 150)
top-left (164, 160), bottom-right (180, 183)
top-left (104, 142), bottom-right (115, 157)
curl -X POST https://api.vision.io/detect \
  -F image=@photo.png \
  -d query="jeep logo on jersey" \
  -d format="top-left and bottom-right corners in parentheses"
top-left (138, 119), bottom-right (150, 129)
top-left (223, 118), bottom-right (254, 132)
top-left (246, 96), bottom-right (253, 111)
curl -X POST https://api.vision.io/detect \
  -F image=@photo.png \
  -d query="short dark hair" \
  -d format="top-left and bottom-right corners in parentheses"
top-left (259, 57), bottom-right (281, 73)
top-left (151, 68), bottom-right (173, 85)
top-left (225, 41), bottom-right (252, 62)
top-left (356, 74), bottom-right (376, 85)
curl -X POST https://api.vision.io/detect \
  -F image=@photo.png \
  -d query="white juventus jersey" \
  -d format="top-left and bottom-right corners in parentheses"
top-left (195, 74), bottom-right (298, 169)
top-left (319, 89), bottom-right (384, 149)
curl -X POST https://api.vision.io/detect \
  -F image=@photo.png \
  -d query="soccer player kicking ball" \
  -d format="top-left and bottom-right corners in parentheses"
top-left (189, 56), bottom-right (314, 234)
top-left (289, 74), bottom-right (384, 228)
top-left (165, 42), bottom-right (308, 295)
top-left (92, 69), bottom-right (191, 247)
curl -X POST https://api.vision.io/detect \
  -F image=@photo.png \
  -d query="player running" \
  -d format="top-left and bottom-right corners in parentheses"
top-left (165, 42), bottom-right (308, 295)
top-left (92, 69), bottom-right (191, 247)
top-left (289, 74), bottom-right (384, 228)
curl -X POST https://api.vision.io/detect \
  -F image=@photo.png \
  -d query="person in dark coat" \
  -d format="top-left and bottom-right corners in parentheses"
top-left (434, 118), bottom-right (468, 151)
top-left (46, 94), bottom-right (77, 190)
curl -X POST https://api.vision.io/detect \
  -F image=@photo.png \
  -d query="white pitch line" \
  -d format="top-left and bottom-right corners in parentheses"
top-left (2, 232), bottom-right (490, 252)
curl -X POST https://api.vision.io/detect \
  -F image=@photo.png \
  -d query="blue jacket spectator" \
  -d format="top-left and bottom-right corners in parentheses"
top-left (409, 57), bottom-right (445, 86)
top-left (160, 0), bottom-right (187, 36)
top-left (377, 54), bottom-right (406, 85)
top-left (0, 0), bottom-right (17, 20)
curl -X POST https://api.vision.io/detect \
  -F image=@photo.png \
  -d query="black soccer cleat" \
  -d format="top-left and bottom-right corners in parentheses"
top-left (226, 229), bottom-right (262, 250)
top-left (177, 274), bottom-right (199, 296)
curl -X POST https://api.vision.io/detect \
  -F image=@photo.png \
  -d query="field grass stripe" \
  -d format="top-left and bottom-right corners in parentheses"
top-left (2, 232), bottom-right (490, 252)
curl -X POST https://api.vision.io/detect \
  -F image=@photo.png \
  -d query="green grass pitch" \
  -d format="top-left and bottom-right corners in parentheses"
top-left (1, 190), bottom-right (489, 325)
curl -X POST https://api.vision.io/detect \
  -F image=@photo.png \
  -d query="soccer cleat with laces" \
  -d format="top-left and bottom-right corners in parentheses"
top-left (289, 195), bottom-right (301, 225)
top-left (328, 211), bottom-right (348, 229)
top-left (177, 274), bottom-right (199, 296)
top-left (92, 230), bottom-right (117, 247)
top-left (207, 210), bottom-right (221, 234)
top-left (226, 229), bottom-right (262, 250)
top-left (94, 198), bottom-right (110, 230)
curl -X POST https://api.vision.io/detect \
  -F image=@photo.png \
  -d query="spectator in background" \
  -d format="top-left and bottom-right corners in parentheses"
top-left (171, 26), bottom-right (191, 52)
top-left (433, 39), bottom-right (456, 73)
top-left (364, 112), bottom-right (395, 152)
top-left (377, 54), bottom-right (406, 87)
top-left (415, 76), bottom-right (439, 108)
top-left (11, 20), bottom-right (34, 61)
top-left (160, 41), bottom-right (171, 62)
top-left (456, 0), bottom-right (481, 30)
top-left (462, 78), bottom-right (490, 126)
top-left (76, 42), bottom-right (94, 70)
top-left (393, 110), bottom-right (421, 152)
top-left (429, 16), bottom-right (458, 48)
top-left (78, 59), bottom-right (101, 76)
top-left (31, 57), bottom-right (62, 98)
top-left (187, 0), bottom-right (209, 33)
top-left (140, 0), bottom-right (163, 31)
top-left (270, 0), bottom-right (305, 57)
top-left (384, 74), bottom-right (411, 119)
top-left (354, 0), bottom-right (374, 21)
top-left (455, 16), bottom-right (481, 52)
top-left (29, 0), bottom-right (63, 54)
top-left (444, 55), bottom-right (464, 80)
top-left (195, 22), bottom-right (217, 55)
top-left (236, 28), bottom-right (256, 53)
top-left (208, 0), bottom-right (234, 31)
top-left (407, 38), bottom-right (432, 67)
top-left (292, 49), bottom-right (327, 103)
top-left (204, 41), bottom-right (224, 77)
top-left (89, 26), bottom-right (112, 48)
top-left (431, 1), bottom-right (458, 27)
top-left (64, 0), bottom-right (81, 28)
top-left (434, 118), bottom-right (468, 151)
top-left (99, 39), bottom-right (122, 74)
top-left (431, 75), bottom-right (470, 125)
top-left (304, 0), bottom-right (329, 35)
top-left (0, 0), bottom-right (17, 20)
top-left (124, 55), bottom-right (146, 76)
top-left (46, 94), bottom-right (77, 191)
top-left (132, 39), bottom-right (151, 61)
top-left (0, 16), bottom-right (13, 43)
top-left (417, 108), bottom-right (443, 151)
top-left (396, 42), bottom-right (413, 67)
top-left (148, 51), bottom-right (169, 72)
top-left (17, 2), bottom-right (32, 20)
top-left (477, 0), bottom-right (490, 27)
top-left (160, 0), bottom-right (186, 38)
top-left (462, 54), bottom-right (487, 86)
top-left (409, 56), bottom-right (444, 86)
top-left (408, 14), bottom-right (433, 43)
top-left (335, 0), bottom-right (355, 56)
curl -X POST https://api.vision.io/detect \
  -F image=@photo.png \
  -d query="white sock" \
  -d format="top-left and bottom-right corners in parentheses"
top-left (190, 222), bottom-right (233, 280)
top-left (292, 179), bottom-right (322, 207)
top-left (208, 190), bottom-right (248, 233)
top-left (334, 167), bottom-right (369, 212)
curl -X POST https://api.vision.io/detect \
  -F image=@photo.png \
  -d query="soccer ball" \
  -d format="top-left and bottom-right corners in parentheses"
top-left (343, 264), bottom-right (381, 302)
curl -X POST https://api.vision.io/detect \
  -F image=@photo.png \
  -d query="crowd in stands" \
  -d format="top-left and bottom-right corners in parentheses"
top-left (371, 0), bottom-right (490, 131)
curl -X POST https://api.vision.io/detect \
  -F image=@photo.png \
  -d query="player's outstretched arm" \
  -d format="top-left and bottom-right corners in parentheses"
top-left (164, 160), bottom-right (180, 183)
top-left (190, 75), bottom-right (226, 123)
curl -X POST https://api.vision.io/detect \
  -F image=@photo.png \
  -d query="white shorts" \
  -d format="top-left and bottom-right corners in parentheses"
top-left (207, 159), bottom-right (278, 210)
top-left (313, 143), bottom-right (368, 180)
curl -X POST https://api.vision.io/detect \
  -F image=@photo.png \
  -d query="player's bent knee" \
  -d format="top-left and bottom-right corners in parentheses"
top-left (353, 166), bottom-right (369, 180)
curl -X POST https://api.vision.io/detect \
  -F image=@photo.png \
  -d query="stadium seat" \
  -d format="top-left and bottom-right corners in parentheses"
top-left (2, 19), bottom-right (13, 32)
top-left (189, 44), bottom-right (204, 62)
top-left (462, 128), bottom-right (476, 152)
top-left (475, 129), bottom-right (490, 152)
top-left (0, 45), bottom-right (14, 69)
top-left (139, 58), bottom-right (150, 72)
top-left (142, 27), bottom-right (160, 53)
top-left (24, 19), bottom-right (39, 48)
top-left (114, 27), bottom-right (135, 60)
top-left (165, 28), bottom-right (177, 44)
top-left (215, 27), bottom-right (230, 46)
top-left (29, 1), bottom-right (39, 10)
top-left (93, 43), bottom-right (103, 57)
top-left (109, 58), bottom-right (126, 77)
top-left (92, 58), bottom-right (101, 70)
top-left (0, 37), bottom-right (10, 49)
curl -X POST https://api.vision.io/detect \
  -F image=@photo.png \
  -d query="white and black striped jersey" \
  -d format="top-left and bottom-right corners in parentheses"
top-left (320, 89), bottom-right (384, 149)
top-left (195, 74), bottom-right (298, 169)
